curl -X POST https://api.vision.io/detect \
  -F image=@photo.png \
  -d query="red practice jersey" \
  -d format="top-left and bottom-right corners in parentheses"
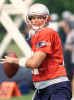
top-left (31, 27), bottom-right (67, 82)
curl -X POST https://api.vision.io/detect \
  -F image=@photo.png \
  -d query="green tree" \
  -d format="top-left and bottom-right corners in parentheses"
top-left (33, 0), bottom-right (74, 16)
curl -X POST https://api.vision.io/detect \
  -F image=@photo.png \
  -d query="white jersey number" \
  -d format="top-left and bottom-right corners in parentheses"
top-left (32, 68), bottom-right (39, 75)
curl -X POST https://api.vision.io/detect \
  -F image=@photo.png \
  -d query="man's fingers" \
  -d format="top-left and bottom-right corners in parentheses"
top-left (0, 56), bottom-right (18, 64)
top-left (0, 59), bottom-right (6, 63)
top-left (0, 60), bottom-right (7, 64)
top-left (0, 59), bottom-right (5, 60)
top-left (0, 57), bottom-right (11, 64)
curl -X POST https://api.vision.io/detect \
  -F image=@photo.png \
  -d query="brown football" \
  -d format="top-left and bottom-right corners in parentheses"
top-left (3, 52), bottom-right (19, 78)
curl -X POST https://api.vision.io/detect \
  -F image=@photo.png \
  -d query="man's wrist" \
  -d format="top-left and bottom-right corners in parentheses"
top-left (19, 57), bottom-right (28, 67)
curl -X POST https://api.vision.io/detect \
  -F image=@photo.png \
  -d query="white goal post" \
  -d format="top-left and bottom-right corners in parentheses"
top-left (0, 0), bottom-right (33, 57)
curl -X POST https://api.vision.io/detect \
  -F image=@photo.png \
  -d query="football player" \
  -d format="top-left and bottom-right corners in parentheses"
top-left (3, 3), bottom-right (72, 100)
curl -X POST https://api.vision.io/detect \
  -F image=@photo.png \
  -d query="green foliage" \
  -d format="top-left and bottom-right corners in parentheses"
top-left (0, 33), bottom-right (5, 42)
top-left (33, 0), bottom-right (74, 15)
top-left (0, 24), bottom-right (7, 42)
top-left (5, 0), bottom-right (11, 3)
top-left (0, 91), bottom-right (34, 100)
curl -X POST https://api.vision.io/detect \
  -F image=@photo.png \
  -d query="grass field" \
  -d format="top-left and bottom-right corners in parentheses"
top-left (0, 91), bottom-right (34, 100)
top-left (10, 91), bottom-right (34, 100)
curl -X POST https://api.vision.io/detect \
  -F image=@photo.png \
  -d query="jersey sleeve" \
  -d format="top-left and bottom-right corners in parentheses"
top-left (35, 29), bottom-right (54, 54)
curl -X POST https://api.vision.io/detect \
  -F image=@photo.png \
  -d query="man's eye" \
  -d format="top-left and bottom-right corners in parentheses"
top-left (28, 16), bottom-right (32, 20)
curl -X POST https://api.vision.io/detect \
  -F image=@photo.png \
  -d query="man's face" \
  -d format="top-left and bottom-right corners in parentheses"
top-left (28, 15), bottom-right (47, 27)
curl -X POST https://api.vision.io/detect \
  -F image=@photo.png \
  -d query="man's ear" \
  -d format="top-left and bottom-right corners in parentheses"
top-left (26, 16), bottom-right (29, 24)
top-left (46, 15), bottom-right (51, 23)
top-left (26, 16), bottom-right (32, 27)
top-left (48, 16), bottom-right (51, 22)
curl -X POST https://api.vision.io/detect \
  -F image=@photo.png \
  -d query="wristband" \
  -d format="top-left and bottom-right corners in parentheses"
top-left (19, 57), bottom-right (28, 67)
top-left (19, 51), bottom-right (34, 67)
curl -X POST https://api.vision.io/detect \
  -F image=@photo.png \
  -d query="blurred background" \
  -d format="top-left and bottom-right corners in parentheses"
top-left (0, 0), bottom-right (74, 100)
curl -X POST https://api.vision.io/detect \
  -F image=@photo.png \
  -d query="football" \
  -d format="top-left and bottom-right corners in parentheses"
top-left (3, 52), bottom-right (19, 78)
